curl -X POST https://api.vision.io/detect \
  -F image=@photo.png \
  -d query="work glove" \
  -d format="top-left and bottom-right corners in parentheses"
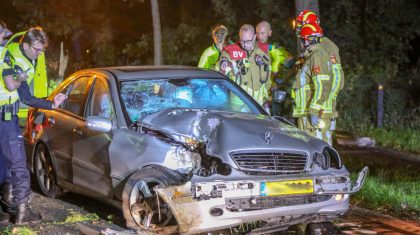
top-left (310, 114), bottom-right (320, 127)
top-left (263, 101), bottom-right (271, 115)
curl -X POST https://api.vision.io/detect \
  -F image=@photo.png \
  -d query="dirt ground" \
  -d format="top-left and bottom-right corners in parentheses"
top-left (0, 190), bottom-right (419, 235)
top-left (0, 191), bottom-right (125, 235)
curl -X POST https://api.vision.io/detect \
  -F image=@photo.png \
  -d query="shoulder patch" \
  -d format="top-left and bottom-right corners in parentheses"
top-left (312, 65), bottom-right (320, 74)
top-left (330, 54), bottom-right (337, 64)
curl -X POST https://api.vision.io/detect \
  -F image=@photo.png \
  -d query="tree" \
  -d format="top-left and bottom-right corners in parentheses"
top-left (151, 0), bottom-right (163, 65)
top-left (295, 0), bottom-right (319, 19)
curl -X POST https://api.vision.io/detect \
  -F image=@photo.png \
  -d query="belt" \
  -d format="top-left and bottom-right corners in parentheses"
top-left (0, 102), bottom-right (20, 115)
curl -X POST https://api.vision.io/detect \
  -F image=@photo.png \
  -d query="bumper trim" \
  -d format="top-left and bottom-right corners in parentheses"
top-left (318, 166), bottom-right (369, 194)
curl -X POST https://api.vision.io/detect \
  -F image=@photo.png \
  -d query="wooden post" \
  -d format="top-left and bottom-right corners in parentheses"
top-left (377, 83), bottom-right (384, 128)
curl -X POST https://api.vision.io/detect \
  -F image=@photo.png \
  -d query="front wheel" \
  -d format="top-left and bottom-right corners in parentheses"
top-left (306, 222), bottom-right (335, 235)
top-left (122, 166), bottom-right (183, 231)
top-left (34, 143), bottom-right (63, 198)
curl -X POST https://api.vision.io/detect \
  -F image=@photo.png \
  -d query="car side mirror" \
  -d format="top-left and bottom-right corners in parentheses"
top-left (86, 116), bottom-right (112, 133)
top-left (273, 89), bottom-right (286, 103)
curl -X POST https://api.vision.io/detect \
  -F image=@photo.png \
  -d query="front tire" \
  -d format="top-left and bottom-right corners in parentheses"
top-left (34, 143), bottom-right (63, 198)
top-left (122, 166), bottom-right (183, 231)
top-left (306, 222), bottom-right (335, 235)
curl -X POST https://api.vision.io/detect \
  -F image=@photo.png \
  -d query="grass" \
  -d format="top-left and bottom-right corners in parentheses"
top-left (360, 127), bottom-right (420, 153)
top-left (351, 173), bottom-right (420, 217)
top-left (52, 209), bottom-right (99, 224)
top-left (342, 155), bottom-right (420, 219)
top-left (0, 227), bottom-right (37, 235)
top-left (64, 210), bottom-right (99, 223)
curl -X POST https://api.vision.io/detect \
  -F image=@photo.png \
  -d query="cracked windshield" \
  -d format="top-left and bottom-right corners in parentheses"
top-left (120, 78), bottom-right (259, 122)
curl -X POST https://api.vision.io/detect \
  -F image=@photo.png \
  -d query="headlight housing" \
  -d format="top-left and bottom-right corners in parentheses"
top-left (313, 146), bottom-right (342, 170)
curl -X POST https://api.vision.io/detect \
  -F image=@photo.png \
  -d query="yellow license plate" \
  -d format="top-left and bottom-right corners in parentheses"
top-left (260, 179), bottom-right (314, 196)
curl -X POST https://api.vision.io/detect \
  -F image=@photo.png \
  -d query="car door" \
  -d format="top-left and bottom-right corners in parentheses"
top-left (45, 75), bottom-right (93, 182)
top-left (72, 75), bottom-right (114, 197)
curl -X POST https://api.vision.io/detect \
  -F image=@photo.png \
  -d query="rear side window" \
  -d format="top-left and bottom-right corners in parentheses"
top-left (62, 76), bottom-right (91, 116)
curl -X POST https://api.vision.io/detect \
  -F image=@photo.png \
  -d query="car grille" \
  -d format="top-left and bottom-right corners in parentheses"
top-left (230, 151), bottom-right (308, 175)
top-left (226, 195), bottom-right (332, 211)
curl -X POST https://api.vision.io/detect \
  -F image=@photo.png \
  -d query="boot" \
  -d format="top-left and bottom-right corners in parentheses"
top-left (14, 203), bottom-right (41, 225)
top-left (0, 207), bottom-right (10, 225)
top-left (0, 183), bottom-right (14, 214)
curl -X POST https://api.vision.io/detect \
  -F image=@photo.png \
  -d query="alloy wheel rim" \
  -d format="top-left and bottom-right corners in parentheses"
top-left (129, 179), bottom-right (173, 228)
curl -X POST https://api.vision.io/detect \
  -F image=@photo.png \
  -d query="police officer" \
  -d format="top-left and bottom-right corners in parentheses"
top-left (292, 22), bottom-right (334, 145)
top-left (295, 10), bottom-right (345, 133)
top-left (198, 24), bottom-right (229, 70)
top-left (218, 24), bottom-right (272, 111)
top-left (0, 19), bottom-right (12, 225)
top-left (1, 26), bottom-right (66, 224)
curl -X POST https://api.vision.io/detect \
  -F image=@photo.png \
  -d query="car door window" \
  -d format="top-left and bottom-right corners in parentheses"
top-left (62, 76), bottom-right (91, 116)
top-left (86, 78), bottom-right (114, 119)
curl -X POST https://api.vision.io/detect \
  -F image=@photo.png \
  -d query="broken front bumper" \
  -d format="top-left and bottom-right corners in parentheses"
top-left (155, 166), bottom-right (368, 234)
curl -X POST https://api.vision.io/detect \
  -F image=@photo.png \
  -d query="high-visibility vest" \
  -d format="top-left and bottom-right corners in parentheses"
top-left (0, 35), bottom-right (48, 111)
top-left (198, 44), bottom-right (220, 70)
top-left (0, 45), bottom-right (19, 105)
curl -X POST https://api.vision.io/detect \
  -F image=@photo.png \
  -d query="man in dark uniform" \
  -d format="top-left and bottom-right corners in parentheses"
top-left (0, 19), bottom-right (13, 225)
top-left (0, 26), bottom-right (66, 225)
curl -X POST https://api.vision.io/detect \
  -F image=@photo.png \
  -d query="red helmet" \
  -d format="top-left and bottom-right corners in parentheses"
top-left (295, 10), bottom-right (320, 35)
top-left (299, 22), bottom-right (323, 47)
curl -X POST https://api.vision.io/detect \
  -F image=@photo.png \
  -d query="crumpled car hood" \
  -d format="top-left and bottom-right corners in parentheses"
top-left (141, 109), bottom-right (322, 156)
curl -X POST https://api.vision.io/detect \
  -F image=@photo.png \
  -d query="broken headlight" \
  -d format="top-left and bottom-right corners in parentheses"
top-left (313, 146), bottom-right (342, 170)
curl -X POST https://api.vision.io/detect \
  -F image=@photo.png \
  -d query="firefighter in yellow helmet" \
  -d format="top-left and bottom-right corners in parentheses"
top-left (293, 22), bottom-right (334, 145)
top-left (217, 24), bottom-right (272, 112)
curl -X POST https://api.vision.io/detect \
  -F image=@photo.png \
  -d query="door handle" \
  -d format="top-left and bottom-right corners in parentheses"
top-left (73, 128), bottom-right (83, 136)
top-left (48, 117), bottom-right (55, 126)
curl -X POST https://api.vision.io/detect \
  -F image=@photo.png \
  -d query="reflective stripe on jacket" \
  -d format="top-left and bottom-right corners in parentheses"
top-left (292, 43), bottom-right (331, 117)
top-left (321, 37), bottom-right (344, 118)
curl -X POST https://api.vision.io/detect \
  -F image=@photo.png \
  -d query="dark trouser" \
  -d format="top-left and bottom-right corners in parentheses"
top-left (0, 115), bottom-right (30, 205)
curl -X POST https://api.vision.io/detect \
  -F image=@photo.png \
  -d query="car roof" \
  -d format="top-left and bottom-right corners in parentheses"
top-left (91, 65), bottom-right (226, 81)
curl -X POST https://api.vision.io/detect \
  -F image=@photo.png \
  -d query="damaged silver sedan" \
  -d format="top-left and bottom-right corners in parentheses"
top-left (23, 66), bottom-right (368, 234)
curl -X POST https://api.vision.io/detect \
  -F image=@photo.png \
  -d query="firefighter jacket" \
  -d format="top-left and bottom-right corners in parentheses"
top-left (198, 44), bottom-right (221, 70)
top-left (218, 42), bottom-right (272, 106)
top-left (320, 37), bottom-right (344, 118)
top-left (0, 42), bottom-right (49, 108)
top-left (292, 43), bottom-right (332, 118)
